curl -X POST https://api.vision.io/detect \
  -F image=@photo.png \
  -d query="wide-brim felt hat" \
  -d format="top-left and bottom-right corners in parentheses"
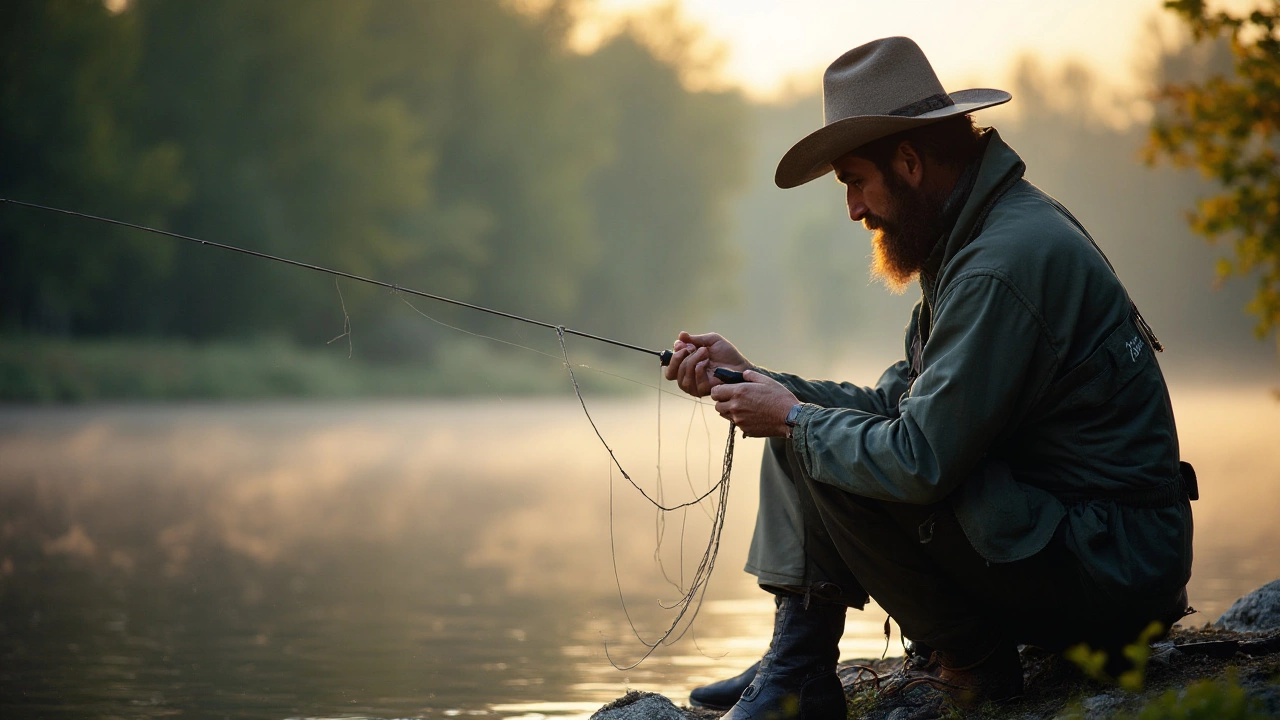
top-left (775, 36), bottom-right (1011, 189)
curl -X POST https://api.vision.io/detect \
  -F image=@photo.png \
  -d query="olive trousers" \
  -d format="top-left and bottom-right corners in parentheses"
top-left (744, 438), bottom-right (1183, 660)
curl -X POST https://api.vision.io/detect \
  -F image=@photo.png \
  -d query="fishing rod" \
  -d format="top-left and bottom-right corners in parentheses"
top-left (3, 196), bottom-right (749, 669)
top-left (0, 198), bottom-right (675, 366)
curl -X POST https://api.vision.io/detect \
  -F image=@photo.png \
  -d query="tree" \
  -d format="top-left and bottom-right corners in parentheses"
top-left (2, 0), bottom-right (749, 365)
top-left (0, 0), bottom-right (185, 335)
top-left (130, 0), bottom-right (437, 344)
top-left (576, 24), bottom-right (748, 346)
top-left (1146, 0), bottom-right (1280, 357)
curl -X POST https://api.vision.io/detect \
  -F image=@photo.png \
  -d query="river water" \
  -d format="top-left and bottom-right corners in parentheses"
top-left (1, 384), bottom-right (1277, 718)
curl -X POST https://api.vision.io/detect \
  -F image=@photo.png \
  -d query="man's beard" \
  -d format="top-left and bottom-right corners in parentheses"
top-left (865, 170), bottom-right (948, 294)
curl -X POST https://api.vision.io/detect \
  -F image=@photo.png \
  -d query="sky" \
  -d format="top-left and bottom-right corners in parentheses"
top-left (581, 0), bottom-right (1193, 101)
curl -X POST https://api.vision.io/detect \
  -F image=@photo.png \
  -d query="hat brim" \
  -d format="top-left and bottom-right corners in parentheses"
top-left (774, 88), bottom-right (1012, 189)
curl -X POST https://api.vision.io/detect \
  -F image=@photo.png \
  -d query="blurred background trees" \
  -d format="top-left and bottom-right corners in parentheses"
top-left (1, 0), bottom-right (1274, 398)
top-left (1, 0), bottom-right (746, 363)
top-left (1147, 0), bottom-right (1280, 357)
top-left (0, 0), bottom-right (187, 336)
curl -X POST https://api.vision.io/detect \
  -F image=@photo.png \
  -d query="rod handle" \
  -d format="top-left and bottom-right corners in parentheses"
top-left (713, 367), bottom-right (745, 384)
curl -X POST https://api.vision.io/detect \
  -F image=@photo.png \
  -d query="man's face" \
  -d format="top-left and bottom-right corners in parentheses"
top-left (833, 149), bottom-right (947, 293)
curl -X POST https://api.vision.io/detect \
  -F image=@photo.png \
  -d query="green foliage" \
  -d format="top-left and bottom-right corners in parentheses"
top-left (0, 0), bottom-right (187, 334)
top-left (1056, 674), bottom-right (1273, 720)
top-left (1, 0), bottom-right (745, 362)
top-left (1064, 621), bottom-right (1166, 692)
top-left (1147, 0), bottom-right (1280, 354)
top-left (1065, 643), bottom-right (1112, 684)
top-left (1121, 673), bottom-right (1273, 720)
top-left (577, 25), bottom-right (747, 344)
top-left (0, 334), bottom-right (625, 401)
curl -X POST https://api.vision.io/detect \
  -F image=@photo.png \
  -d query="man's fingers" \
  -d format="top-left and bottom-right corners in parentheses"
top-left (714, 399), bottom-right (732, 419)
top-left (693, 356), bottom-right (713, 396)
top-left (684, 332), bottom-right (724, 346)
top-left (675, 347), bottom-right (695, 389)
top-left (742, 369), bottom-right (778, 387)
top-left (678, 346), bottom-right (707, 396)
top-left (709, 383), bottom-right (740, 401)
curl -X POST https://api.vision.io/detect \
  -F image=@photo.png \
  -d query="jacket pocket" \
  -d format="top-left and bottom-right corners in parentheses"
top-left (1053, 315), bottom-right (1153, 412)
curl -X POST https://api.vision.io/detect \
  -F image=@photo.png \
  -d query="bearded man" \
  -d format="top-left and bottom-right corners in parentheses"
top-left (664, 37), bottom-right (1195, 719)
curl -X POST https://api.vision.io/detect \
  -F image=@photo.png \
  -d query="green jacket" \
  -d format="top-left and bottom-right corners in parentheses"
top-left (764, 130), bottom-right (1192, 605)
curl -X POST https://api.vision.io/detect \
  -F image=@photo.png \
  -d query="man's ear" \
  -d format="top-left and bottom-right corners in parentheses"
top-left (894, 141), bottom-right (925, 188)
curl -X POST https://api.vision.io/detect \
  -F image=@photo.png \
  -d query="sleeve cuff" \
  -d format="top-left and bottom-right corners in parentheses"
top-left (788, 403), bottom-right (823, 476)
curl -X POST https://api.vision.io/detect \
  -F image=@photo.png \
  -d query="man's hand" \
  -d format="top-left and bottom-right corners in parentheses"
top-left (664, 331), bottom-right (750, 398)
top-left (710, 370), bottom-right (800, 438)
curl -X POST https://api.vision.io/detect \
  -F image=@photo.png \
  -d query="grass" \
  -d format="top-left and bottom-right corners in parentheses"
top-left (0, 334), bottom-right (633, 402)
top-left (1056, 673), bottom-right (1279, 720)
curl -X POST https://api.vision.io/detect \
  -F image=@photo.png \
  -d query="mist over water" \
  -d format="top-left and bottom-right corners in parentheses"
top-left (1, 385), bottom-right (1276, 718)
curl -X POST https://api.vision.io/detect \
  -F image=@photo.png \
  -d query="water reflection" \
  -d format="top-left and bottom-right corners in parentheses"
top-left (0, 385), bottom-right (1277, 718)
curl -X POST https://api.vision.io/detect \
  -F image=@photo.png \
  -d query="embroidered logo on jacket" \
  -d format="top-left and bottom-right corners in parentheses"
top-left (1125, 336), bottom-right (1143, 362)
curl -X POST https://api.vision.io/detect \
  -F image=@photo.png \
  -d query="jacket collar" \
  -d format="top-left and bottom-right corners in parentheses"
top-left (920, 128), bottom-right (1027, 304)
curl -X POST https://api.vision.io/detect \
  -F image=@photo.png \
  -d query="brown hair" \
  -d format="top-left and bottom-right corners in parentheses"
top-left (852, 114), bottom-right (984, 175)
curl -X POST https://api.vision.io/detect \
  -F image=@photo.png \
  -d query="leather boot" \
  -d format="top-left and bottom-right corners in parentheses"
top-left (688, 661), bottom-right (760, 710)
top-left (689, 596), bottom-right (781, 709)
top-left (915, 642), bottom-right (1023, 707)
top-left (721, 593), bottom-right (847, 720)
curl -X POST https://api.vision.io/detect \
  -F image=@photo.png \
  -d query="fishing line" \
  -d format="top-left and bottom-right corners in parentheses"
top-left (0, 198), bottom-right (673, 363)
top-left (556, 328), bottom-right (724, 513)
top-left (655, 372), bottom-right (718, 592)
top-left (603, 416), bottom-right (736, 670)
top-left (398, 288), bottom-right (701, 404)
top-left (1, 196), bottom-right (699, 402)
top-left (327, 279), bottom-right (352, 358)
top-left (556, 329), bottom-right (736, 669)
top-left (390, 278), bottom-right (736, 659)
top-left (687, 400), bottom-right (716, 521)
top-left (395, 290), bottom-right (563, 361)
top-left (653, 370), bottom-right (679, 592)
top-left (4, 197), bottom-right (739, 668)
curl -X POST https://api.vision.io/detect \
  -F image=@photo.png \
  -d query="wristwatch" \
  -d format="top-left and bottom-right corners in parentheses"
top-left (784, 404), bottom-right (803, 439)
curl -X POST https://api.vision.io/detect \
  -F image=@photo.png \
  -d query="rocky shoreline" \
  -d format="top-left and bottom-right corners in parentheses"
top-left (592, 580), bottom-right (1280, 720)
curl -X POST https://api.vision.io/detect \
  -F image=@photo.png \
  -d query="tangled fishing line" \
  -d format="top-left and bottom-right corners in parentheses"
top-left (557, 328), bottom-right (736, 669)
top-left (390, 289), bottom-right (739, 668)
top-left (2, 197), bottom-right (740, 670)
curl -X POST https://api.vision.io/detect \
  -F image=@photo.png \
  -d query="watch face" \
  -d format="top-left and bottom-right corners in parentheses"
top-left (786, 404), bottom-right (802, 427)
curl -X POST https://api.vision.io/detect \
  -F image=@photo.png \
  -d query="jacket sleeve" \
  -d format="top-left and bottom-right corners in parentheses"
top-left (756, 301), bottom-right (921, 415)
top-left (759, 362), bottom-right (911, 415)
top-left (788, 273), bottom-right (1052, 504)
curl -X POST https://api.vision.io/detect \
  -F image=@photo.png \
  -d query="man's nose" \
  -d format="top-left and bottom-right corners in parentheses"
top-left (847, 194), bottom-right (867, 222)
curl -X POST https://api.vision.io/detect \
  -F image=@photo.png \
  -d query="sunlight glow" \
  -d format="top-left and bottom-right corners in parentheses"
top-left (584, 0), bottom-right (1180, 101)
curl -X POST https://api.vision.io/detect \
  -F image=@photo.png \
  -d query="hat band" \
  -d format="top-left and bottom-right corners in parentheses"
top-left (888, 93), bottom-right (954, 118)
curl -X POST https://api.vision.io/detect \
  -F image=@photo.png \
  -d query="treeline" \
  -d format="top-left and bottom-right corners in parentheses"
top-left (0, 0), bottom-right (746, 360)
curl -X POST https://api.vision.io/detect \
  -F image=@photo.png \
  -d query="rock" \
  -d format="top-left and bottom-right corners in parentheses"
top-left (591, 690), bottom-right (687, 720)
top-left (1148, 641), bottom-right (1181, 667)
top-left (1080, 689), bottom-right (1127, 719)
top-left (1216, 578), bottom-right (1280, 633)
